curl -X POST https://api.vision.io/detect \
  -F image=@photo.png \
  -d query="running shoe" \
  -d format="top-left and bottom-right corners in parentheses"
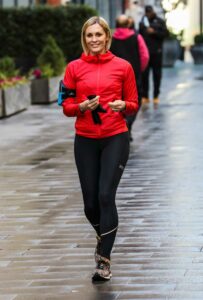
top-left (92, 256), bottom-right (112, 282)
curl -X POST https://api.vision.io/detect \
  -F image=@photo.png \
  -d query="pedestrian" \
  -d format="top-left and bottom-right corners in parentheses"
top-left (139, 5), bottom-right (168, 106)
top-left (58, 16), bottom-right (138, 282)
top-left (110, 14), bottom-right (149, 141)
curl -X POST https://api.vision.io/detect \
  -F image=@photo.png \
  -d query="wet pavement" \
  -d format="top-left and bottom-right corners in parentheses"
top-left (0, 62), bottom-right (203, 300)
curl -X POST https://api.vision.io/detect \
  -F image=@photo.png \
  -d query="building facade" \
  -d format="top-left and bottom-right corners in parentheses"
top-left (71, 0), bottom-right (128, 28)
top-left (0, 0), bottom-right (66, 7)
top-left (0, 0), bottom-right (127, 27)
top-left (0, 0), bottom-right (34, 6)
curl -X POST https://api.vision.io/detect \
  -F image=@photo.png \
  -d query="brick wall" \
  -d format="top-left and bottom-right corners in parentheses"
top-left (35, 0), bottom-right (62, 5)
top-left (47, 0), bottom-right (61, 5)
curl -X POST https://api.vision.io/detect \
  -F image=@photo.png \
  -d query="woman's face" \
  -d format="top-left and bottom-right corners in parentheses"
top-left (85, 23), bottom-right (108, 55)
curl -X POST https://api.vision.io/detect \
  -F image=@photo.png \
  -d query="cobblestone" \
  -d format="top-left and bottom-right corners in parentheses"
top-left (0, 62), bottom-right (203, 299)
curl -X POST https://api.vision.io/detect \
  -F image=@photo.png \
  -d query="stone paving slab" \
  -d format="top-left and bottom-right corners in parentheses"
top-left (0, 62), bottom-right (203, 299)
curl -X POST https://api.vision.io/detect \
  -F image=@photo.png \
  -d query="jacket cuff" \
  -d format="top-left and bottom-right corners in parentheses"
top-left (125, 101), bottom-right (138, 115)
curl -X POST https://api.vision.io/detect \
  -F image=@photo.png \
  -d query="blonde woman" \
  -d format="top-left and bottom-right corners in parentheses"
top-left (60, 16), bottom-right (138, 281)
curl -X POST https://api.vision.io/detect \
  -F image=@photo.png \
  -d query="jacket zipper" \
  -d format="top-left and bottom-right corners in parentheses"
top-left (96, 57), bottom-right (101, 137)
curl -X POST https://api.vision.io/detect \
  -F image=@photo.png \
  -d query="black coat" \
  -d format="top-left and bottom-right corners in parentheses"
top-left (139, 15), bottom-right (168, 55)
top-left (111, 33), bottom-right (142, 101)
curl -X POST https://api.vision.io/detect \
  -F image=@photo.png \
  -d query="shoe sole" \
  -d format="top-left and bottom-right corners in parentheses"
top-left (92, 272), bottom-right (112, 282)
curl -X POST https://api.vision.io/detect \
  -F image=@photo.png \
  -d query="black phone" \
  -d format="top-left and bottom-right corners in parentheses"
top-left (87, 95), bottom-right (96, 101)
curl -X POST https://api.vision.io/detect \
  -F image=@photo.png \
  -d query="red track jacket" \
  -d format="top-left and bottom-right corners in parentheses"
top-left (62, 51), bottom-right (138, 138)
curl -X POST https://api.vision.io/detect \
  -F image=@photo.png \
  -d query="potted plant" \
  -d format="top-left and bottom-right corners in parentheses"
top-left (190, 34), bottom-right (203, 65)
top-left (0, 56), bottom-right (31, 118)
top-left (31, 35), bottom-right (66, 104)
top-left (162, 32), bottom-right (181, 67)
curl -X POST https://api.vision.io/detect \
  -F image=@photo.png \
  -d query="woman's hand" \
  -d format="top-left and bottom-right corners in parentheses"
top-left (79, 96), bottom-right (100, 112)
top-left (87, 96), bottom-right (100, 111)
top-left (108, 100), bottom-right (126, 112)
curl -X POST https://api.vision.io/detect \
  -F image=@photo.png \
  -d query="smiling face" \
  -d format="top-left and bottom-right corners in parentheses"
top-left (84, 23), bottom-right (109, 55)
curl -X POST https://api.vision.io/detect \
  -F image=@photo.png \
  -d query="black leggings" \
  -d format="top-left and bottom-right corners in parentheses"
top-left (74, 132), bottom-right (129, 259)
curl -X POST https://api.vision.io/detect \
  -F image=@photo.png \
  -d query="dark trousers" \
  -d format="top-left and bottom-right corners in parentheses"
top-left (126, 95), bottom-right (141, 134)
top-left (126, 80), bottom-right (142, 134)
top-left (142, 53), bottom-right (162, 99)
top-left (74, 132), bottom-right (129, 259)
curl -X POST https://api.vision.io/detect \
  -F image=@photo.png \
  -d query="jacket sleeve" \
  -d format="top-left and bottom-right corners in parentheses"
top-left (137, 34), bottom-right (149, 72)
top-left (139, 17), bottom-right (168, 41)
top-left (123, 63), bottom-right (139, 115)
top-left (139, 19), bottom-right (146, 36)
top-left (151, 19), bottom-right (168, 40)
top-left (62, 63), bottom-right (83, 117)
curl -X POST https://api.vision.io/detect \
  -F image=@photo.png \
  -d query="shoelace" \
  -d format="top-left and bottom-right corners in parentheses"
top-left (97, 260), bottom-right (110, 271)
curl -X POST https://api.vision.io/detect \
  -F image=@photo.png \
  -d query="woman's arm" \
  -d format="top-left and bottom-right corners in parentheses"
top-left (62, 63), bottom-right (84, 117)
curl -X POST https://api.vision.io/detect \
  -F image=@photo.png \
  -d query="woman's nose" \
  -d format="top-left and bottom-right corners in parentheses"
top-left (92, 35), bottom-right (97, 41)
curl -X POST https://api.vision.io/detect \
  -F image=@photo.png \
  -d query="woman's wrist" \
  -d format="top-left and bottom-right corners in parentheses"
top-left (79, 100), bottom-right (89, 112)
top-left (121, 101), bottom-right (126, 111)
top-left (79, 103), bottom-right (86, 112)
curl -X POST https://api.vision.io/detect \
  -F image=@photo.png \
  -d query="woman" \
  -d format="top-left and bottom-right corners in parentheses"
top-left (60, 16), bottom-right (138, 282)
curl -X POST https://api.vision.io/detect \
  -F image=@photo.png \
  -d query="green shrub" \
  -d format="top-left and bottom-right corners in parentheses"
top-left (0, 5), bottom-right (97, 66)
top-left (167, 32), bottom-right (178, 40)
top-left (0, 56), bottom-right (18, 78)
top-left (194, 34), bottom-right (203, 44)
top-left (39, 64), bottom-right (54, 78)
top-left (0, 56), bottom-right (27, 89)
top-left (37, 35), bottom-right (66, 77)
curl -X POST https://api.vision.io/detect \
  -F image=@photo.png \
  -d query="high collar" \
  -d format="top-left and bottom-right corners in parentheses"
top-left (113, 28), bottom-right (136, 40)
top-left (81, 51), bottom-right (115, 63)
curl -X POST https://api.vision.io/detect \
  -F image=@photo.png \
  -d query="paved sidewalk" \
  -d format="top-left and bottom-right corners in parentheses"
top-left (0, 62), bottom-right (203, 300)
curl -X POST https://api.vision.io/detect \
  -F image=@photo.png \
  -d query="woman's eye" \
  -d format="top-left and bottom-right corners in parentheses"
top-left (86, 32), bottom-right (103, 38)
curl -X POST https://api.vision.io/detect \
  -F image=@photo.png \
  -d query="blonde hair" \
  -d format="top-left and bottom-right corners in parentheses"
top-left (81, 16), bottom-right (112, 54)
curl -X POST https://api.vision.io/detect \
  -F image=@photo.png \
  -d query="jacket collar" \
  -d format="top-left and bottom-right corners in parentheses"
top-left (81, 51), bottom-right (115, 63)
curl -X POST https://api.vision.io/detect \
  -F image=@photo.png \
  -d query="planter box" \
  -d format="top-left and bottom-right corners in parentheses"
top-left (0, 89), bottom-right (3, 118)
top-left (190, 44), bottom-right (203, 64)
top-left (0, 82), bottom-right (31, 118)
top-left (163, 39), bottom-right (180, 67)
top-left (31, 75), bottom-right (62, 104)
